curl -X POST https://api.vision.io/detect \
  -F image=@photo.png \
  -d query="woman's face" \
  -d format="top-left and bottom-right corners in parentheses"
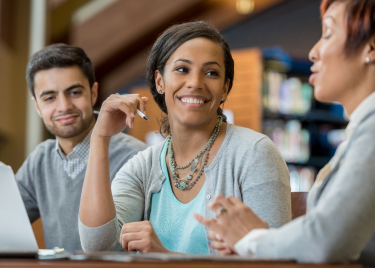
top-left (309, 2), bottom-right (365, 104)
top-left (156, 37), bottom-right (229, 128)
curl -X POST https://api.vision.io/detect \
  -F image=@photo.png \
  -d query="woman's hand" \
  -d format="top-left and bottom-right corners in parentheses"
top-left (93, 94), bottom-right (149, 140)
top-left (208, 230), bottom-right (237, 256)
top-left (119, 221), bottom-right (170, 253)
top-left (193, 195), bottom-right (269, 251)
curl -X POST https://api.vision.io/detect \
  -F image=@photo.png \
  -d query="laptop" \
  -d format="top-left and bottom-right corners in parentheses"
top-left (0, 165), bottom-right (38, 258)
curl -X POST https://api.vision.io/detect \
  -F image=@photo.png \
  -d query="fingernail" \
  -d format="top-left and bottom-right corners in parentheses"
top-left (131, 122), bottom-right (134, 128)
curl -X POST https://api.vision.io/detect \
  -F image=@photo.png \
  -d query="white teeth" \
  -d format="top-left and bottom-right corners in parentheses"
top-left (181, 98), bottom-right (204, 104)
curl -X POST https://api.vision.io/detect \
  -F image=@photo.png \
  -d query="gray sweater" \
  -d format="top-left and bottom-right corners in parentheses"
top-left (16, 132), bottom-right (147, 252)
top-left (79, 124), bottom-right (292, 254)
top-left (256, 105), bottom-right (375, 267)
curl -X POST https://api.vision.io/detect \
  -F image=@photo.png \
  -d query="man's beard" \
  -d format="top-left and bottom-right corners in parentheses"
top-left (45, 111), bottom-right (94, 139)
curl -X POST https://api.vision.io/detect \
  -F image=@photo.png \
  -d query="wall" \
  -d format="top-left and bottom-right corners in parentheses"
top-left (222, 0), bottom-right (322, 59)
top-left (0, 0), bottom-right (30, 170)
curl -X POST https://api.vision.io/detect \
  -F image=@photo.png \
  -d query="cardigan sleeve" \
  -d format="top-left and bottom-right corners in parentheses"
top-left (240, 136), bottom-right (292, 228)
top-left (79, 150), bottom-right (148, 252)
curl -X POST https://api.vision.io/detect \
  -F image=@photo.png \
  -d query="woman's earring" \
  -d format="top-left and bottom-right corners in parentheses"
top-left (366, 57), bottom-right (371, 63)
top-left (221, 98), bottom-right (225, 102)
top-left (159, 90), bottom-right (162, 94)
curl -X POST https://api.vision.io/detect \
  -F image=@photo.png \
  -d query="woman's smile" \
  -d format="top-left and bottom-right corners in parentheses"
top-left (177, 95), bottom-right (211, 108)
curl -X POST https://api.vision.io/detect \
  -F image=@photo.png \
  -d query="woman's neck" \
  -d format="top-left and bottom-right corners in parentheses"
top-left (169, 116), bottom-right (220, 161)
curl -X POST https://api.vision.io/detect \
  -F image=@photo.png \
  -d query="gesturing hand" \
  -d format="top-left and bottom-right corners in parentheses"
top-left (193, 195), bottom-right (269, 251)
top-left (119, 221), bottom-right (170, 253)
top-left (93, 94), bottom-right (149, 140)
top-left (208, 230), bottom-right (237, 256)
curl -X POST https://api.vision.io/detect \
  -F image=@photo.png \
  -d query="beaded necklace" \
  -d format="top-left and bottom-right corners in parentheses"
top-left (167, 116), bottom-right (223, 190)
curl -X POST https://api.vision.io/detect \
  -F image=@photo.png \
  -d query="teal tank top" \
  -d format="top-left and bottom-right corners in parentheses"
top-left (149, 141), bottom-right (209, 254)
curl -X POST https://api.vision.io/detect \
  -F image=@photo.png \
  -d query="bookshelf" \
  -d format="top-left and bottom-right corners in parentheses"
top-left (261, 48), bottom-right (348, 191)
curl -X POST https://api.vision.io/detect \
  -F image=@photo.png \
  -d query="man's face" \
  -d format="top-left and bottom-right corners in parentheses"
top-left (33, 66), bottom-right (98, 139)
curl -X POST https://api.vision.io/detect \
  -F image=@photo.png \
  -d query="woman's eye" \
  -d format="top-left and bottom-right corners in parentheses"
top-left (207, 70), bottom-right (219, 76)
top-left (176, 67), bottom-right (188, 73)
top-left (322, 28), bottom-right (332, 39)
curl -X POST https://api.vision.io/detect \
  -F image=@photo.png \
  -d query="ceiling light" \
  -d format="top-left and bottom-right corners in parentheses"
top-left (236, 0), bottom-right (255, 15)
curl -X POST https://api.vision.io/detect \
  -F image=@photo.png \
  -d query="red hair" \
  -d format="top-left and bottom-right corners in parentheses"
top-left (320, 0), bottom-right (375, 54)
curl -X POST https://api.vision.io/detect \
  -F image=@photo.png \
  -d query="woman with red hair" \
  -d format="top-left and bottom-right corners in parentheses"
top-left (195, 0), bottom-right (375, 265)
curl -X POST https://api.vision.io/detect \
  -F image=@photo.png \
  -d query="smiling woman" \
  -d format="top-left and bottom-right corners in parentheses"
top-left (78, 21), bottom-right (291, 255)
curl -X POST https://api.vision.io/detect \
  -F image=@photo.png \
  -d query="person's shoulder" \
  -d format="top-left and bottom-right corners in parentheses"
top-left (17, 139), bottom-right (57, 174)
top-left (130, 139), bottom-right (165, 162)
top-left (358, 109), bottom-right (375, 131)
top-left (228, 124), bottom-right (269, 147)
top-left (110, 132), bottom-right (148, 151)
top-left (28, 139), bottom-right (57, 159)
top-left (225, 124), bottom-right (278, 158)
top-left (116, 139), bottom-right (165, 175)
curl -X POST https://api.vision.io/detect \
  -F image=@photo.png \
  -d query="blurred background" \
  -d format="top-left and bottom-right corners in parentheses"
top-left (0, 0), bottom-right (348, 194)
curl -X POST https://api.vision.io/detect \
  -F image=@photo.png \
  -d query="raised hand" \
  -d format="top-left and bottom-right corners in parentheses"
top-left (119, 221), bottom-right (170, 253)
top-left (93, 94), bottom-right (149, 140)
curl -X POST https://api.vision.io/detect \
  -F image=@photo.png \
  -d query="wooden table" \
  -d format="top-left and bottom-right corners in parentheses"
top-left (0, 259), bottom-right (363, 268)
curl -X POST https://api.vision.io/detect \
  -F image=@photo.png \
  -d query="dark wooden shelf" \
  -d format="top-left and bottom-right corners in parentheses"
top-left (263, 109), bottom-right (348, 125)
top-left (286, 156), bottom-right (331, 169)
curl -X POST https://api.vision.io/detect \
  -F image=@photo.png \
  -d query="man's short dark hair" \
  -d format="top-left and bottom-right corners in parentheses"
top-left (26, 43), bottom-right (96, 98)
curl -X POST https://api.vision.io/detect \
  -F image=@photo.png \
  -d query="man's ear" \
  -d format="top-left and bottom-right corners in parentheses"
top-left (91, 82), bottom-right (98, 106)
top-left (32, 97), bottom-right (42, 118)
top-left (155, 70), bottom-right (164, 93)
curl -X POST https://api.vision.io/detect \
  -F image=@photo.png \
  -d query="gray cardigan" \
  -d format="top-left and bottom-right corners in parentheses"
top-left (79, 124), bottom-right (292, 254)
top-left (256, 107), bottom-right (375, 267)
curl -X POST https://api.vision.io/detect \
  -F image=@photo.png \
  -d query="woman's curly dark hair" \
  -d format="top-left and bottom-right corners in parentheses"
top-left (146, 21), bottom-right (235, 136)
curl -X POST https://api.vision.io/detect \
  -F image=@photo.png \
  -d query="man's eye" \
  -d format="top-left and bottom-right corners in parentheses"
top-left (71, 91), bottom-right (81, 95)
top-left (44, 97), bottom-right (54, 102)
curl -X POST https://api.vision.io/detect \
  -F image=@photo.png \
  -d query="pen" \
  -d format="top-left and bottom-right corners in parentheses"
top-left (115, 93), bottom-right (149, 121)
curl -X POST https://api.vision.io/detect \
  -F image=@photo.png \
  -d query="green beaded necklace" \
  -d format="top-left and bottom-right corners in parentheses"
top-left (167, 116), bottom-right (223, 190)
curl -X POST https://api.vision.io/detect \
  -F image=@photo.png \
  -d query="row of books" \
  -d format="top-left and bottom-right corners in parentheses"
top-left (263, 70), bottom-right (313, 115)
top-left (289, 165), bottom-right (315, 192)
top-left (263, 119), bottom-right (310, 164)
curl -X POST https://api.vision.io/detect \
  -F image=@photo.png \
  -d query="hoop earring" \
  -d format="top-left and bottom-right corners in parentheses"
top-left (366, 57), bottom-right (371, 63)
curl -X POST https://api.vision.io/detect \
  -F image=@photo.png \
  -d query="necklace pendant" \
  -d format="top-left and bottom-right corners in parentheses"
top-left (179, 182), bottom-right (188, 190)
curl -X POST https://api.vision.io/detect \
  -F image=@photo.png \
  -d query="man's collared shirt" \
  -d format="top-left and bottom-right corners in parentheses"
top-left (55, 129), bottom-right (93, 179)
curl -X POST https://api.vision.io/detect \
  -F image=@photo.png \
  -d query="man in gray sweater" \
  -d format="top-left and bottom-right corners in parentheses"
top-left (16, 44), bottom-right (147, 252)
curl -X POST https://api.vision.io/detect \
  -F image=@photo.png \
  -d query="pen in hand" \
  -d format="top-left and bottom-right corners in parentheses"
top-left (115, 93), bottom-right (149, 121)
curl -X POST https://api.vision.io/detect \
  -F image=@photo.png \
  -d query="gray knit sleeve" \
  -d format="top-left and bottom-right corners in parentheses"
top-left (79, 151), bottom-right (146, 252)
top-left (240, 136), bottom-right (292, 228)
